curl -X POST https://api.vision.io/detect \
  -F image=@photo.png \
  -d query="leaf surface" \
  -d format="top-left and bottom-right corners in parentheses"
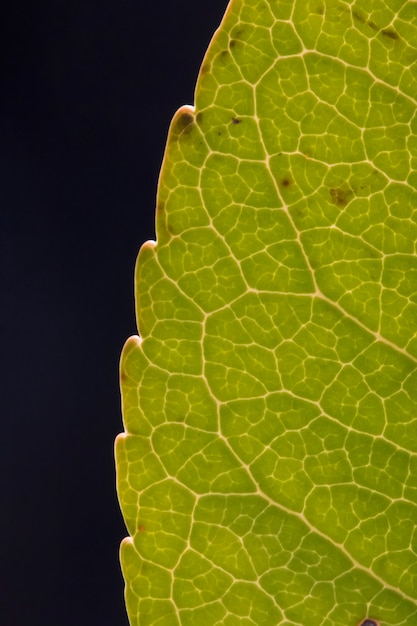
top-left (116, 1), bottom-right (417, 624)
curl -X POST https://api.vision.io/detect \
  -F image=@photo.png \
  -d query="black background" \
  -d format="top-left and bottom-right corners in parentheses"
top-left (1, 1), bottom-right (227, 624)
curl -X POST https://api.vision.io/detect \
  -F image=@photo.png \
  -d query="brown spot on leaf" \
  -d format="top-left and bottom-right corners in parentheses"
top-left (175, 111), bottom-right (194, 134)
top-left (233, 28), bottom-right (245, 39)
top-left (352, 9), bottom-right (383, 33)
top-left (352, 10), bottom-right (366, 24)
top-left (381, 28), bottom-right (399, 40)
top-left (330, 186), bottom-right (353, 207)
top-left (232, 117), bottom-right (241, 124)
top-left (280, 176), bottom-right (292, 188)
top-left (196, 112), bottom-right (203, 124)
top-left (169, 109), bottom-right (195, 143)
top-left (166, 219), bottom-right (177, 236)
top-left (200, 62), bottom-right (210, 75)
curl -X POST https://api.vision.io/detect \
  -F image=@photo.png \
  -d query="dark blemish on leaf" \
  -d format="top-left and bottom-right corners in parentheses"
top-left (234, 28), bottom-right (245, 38)
top-left (166, 221), bottom-right (176, 236)
top-left (329, 187), bottom-right (353, 207)
top-left (315, 5), bottom-right (324, 15)
top-left (351, 9), bottom-right (379, 32)
top-left (175, 111), bottom-right (194, 136)
top-left (381, 28), bottom-right (399, 40)
top-left (229, 40), bottom-right (237, 49)
top-left (351, 6), bottom-right (399, 41)
top-left (232, 117), bottom-right (241, 124)
top-left (358, 620), bottom-right (379, 626)
top-left (157, 201), bottom-right (165, 214)
top-left (220, 49), bottom-right (229, 58)
top-left (200, 62), bottom-right (211, 74)
top-left (352, 10), bottom-right (366, 24)
top-left (196, 112), bottom-right (203, 124)
top-left (280, 176), bottom-right (292, 188)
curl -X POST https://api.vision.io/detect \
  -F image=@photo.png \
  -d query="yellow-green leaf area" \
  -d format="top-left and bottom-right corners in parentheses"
top-left (190, 522), bottom-right (257, 582)
top-left (136, 480), bottom-right (195, 569)
top-left (117, 0), bottom-right (417, 624)
top-left (173, 550), bottom-right (233, 609)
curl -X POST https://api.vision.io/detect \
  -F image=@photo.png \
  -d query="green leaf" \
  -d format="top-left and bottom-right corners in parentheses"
top-left (116, 1), bottom-right (417, 624)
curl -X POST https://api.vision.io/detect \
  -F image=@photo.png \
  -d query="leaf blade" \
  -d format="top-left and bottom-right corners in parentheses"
top-left (117, 1), bottom-right (417, 623)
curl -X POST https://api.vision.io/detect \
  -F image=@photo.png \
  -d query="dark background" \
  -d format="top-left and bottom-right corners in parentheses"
top-left (1, 1), bottom-right (227, 624)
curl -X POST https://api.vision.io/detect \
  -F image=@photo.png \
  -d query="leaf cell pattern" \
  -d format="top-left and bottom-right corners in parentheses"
top-left (116, 1), bottom-right (417, 624)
